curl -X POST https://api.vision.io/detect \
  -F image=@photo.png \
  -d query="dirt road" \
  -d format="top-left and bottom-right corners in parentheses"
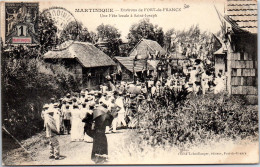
top-left (3, 128), bottom-right (259, 165)
top-left (2, 129), bottom-right (133, 165)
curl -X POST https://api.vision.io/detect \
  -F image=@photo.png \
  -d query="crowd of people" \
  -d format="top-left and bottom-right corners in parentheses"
top-left (149, 58), bottom-right (226, 96)
top-left (41, 85), bottom-right (144, 163)
top-left (166, 34), bottom-right (227, 94)
top-left (41, 54), bottom-right (226, 164)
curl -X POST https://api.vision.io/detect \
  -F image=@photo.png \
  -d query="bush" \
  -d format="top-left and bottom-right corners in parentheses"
top-left (138, 90), bottom-right (258, 148)
top-left (2, 48), bottom-right (81, 140)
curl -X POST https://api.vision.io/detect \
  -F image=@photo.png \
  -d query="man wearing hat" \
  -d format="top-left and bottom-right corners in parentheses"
top-left (115, 92), bottom-right (127, 130)
top-left (64, 93), bottom-right (71, 104)
top-left (99, 85), bottom-right (103, 93)
top-left (72, 97), bottom-right (78, 107)
top-left (123, 93), bottom-right (131, 124)
top-left (80, 92), bottom-right (86, 104)
top-left (41, 104), bottom-right (50, 133)
top-left (60, 99), bottom-right (67, 134)
top-left (41, 104), bottom-right (49, 130)
top-left (62, 104), bottom-right (71, 135)
top-left (42, 104), bottom-right (61, 160)
top-left (99, 84), bottom-right (107, 93)
top-left (99, 93), bottom-right (106, 105)
top-left (48, 97), bottom-right (56, 111)
top-left (68, 98), bottom-right (73, 108)
top-left (87, 96), bottom-right (94, 104)
top-left (109, 98), bottom-right (121, 133)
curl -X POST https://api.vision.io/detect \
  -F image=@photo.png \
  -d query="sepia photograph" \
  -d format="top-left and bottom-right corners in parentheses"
top-left (0, 0), bottom-right (258, 165)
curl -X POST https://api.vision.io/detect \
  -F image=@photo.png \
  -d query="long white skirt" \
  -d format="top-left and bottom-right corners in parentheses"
top-left (71, 117), bottom-right (84, 141)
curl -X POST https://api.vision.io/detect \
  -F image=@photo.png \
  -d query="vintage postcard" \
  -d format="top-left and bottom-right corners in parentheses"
top-left (0, 0), bottom-right (258, 165)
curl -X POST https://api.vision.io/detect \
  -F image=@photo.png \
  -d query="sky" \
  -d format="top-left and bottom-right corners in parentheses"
top-left (39, 0), bottom-right (226, 41)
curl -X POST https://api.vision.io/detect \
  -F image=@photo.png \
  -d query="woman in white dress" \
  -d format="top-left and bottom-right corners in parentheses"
top-left (70, 103), bottom-right (84, 141)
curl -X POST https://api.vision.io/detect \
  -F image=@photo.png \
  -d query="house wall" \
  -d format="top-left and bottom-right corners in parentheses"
top-left (44, 58), bottom-right (115, 90)
top-left (44, 58), bottom-right (83, 84)
top-left (82, 66), bottom-right (113, 90)
top-left (121, 66), bottom-right (133, 82)
top-left (229, 34), bottom-right (257, 104)
top-left (70, 60), bottom-right (83, 84)
top-left (113, 60), bottom-right (133, 82)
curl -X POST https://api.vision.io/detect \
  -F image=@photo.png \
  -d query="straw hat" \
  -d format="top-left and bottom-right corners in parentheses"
top-left (43, 104), bottom-right (49, 109)
top-left (89, 102), bottom-right (95, 107)
top-left (54, 103), bottom-right (59, 108)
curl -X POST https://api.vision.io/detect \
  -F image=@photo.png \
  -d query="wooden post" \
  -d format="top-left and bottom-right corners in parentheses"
top-left (226, 44), bottom-right (232, 95)
top-left (133, 58), bottom-right (135, 84)
top-left (2, 126), bottom-right (30, 154)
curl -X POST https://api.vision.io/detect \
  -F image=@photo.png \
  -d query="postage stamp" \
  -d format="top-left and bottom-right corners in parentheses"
top-left (5, 2), bottom-right (39, 44)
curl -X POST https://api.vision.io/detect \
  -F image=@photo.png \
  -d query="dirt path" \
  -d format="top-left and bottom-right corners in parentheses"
top-left (3, 129), bottom-right (259, 165)
top-left (2, 129), bottom-right (133, 165)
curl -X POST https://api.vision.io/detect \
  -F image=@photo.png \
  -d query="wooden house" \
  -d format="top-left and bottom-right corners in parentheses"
top-left (114, 56), bottom-right (155, 82)
top-left (128, 39), bottom-right (166, 59)
top-left (114, 39), bottom-right (166, 82)
top-left (216, 0), bottom-right (258, 104)
top-left (43, 41), bottom-right (116, 89)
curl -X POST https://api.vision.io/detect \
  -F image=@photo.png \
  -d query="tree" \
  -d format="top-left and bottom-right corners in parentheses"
top-left (189, 24), bottom-right (200, 39)
top-left (154, 25), bottom-right (164, 47)
top-left (96, 24), bottom-right (122, 57)
top-left (89, 31), bottom-right (98, 44)
top-left (38, 13), bottom-right (58, 54)
top-left (164, 28), bottom-right (176, 52)
top-left (78, 27), bottom-right (95, 43)
top-left (127, 18), bottom-right (164, 49)
top-left (2, 13), bottom-right (82, 140)
top-left (61, 21), bottom-right (81, 43)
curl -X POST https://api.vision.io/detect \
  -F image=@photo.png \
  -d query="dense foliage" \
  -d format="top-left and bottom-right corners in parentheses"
top-left (127, 18), bottom-right (164, 50)
top-left (96, 24), bottom-right (122, 58)
top-left (2, 11), bottom-right (85, 140)
top-left (2, 48), bottom-right (81, 139)
top-left (138, 91), bottom-right (258, 147)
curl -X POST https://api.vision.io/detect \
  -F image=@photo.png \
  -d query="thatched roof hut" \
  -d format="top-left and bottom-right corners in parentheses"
top-left (44, 41), bottom-right (116, 68)
top-left (43, 41), bottom-right (116, 89)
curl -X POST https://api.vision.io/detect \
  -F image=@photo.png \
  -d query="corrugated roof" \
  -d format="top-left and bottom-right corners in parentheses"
top-left (226, 0), bottom-right (258, 33)
top-left (43, 41), bottom-right (116, 68)
top-left (115, 56), bottom-right (154, 73)
top-left (129, 39), bottom-right (166, 59)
